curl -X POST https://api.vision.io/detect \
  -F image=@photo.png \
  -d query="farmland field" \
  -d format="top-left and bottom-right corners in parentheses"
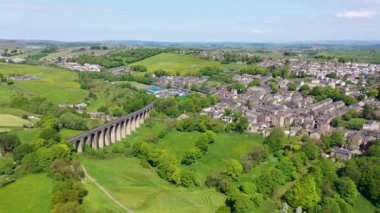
top-left (0, 174), bottom-right (52, 213)
top-left (0, 63), bottom-right (88, 104)
top-left (0, 114), bottom-right (32, 127)
top-left (131, 53), bottom-right (223, 75)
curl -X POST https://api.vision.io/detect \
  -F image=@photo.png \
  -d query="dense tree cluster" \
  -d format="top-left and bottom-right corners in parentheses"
top-left (220, 53), bottom-right (263, 64)
top-left (181, 131), bottom-right (216, 165)
top-left (155, 93), bottom-right (220, 117)
top-left (331, 109), bottom-right (369, 130)
top-left (132, 142), bottom-right (197, 187)
top-left (343, 140), bottom-right (380, 206)
top-left (308, 86), bottom-right (357, 106)
top-left (197, 66), bottom-right (224, 76)
top-left (69, 48), bottom-right (168, 68)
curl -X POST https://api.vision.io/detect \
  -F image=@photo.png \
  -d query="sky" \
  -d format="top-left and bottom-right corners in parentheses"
top-left (0, 0), bottom-right (379, 42)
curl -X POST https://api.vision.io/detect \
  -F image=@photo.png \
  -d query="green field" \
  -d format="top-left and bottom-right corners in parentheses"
top-left (81, 156), bottom-right (225, 213)
top-left (82, 179), bottom-right (126, 213)
top-left (0, 114), bottom-right (32, 127)
top-left (316, 50), bottom-right (380, 63)
top-left (13, 128), bottom-right (41, 144)
top-left (0, 84), bottom-right (20, 106)
top-left (0, 174), bottom-right (52, 213)
top-left (132, 53), bottom-right (223, 75)
top-left (0, 63), bottom-right (88, 104)
top-left (0, 107), bottom-right (31, 117)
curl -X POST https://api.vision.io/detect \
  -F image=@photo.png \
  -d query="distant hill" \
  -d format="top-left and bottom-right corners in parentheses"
top-left (0, 39), bottom-right (379, 50)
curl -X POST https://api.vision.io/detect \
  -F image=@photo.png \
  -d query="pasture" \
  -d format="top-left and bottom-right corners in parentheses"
top-left (0, 114), bottom-right (32, 127)
top-left (131, 53), bottom-right (223, 75)
top-left (0, 174), bottom-right (52, 213)
top-left (0, 63), bottom-right (88, 104)
top-left (81, 156), bottom-right (225, 213)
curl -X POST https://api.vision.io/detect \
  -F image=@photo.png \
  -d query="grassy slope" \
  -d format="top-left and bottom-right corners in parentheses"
top-left (0, 63), bottom-right (88, 104)
top-left (82, 180), bottom-right (126, 213)
top-left (317, 50), bottom-right (380, 63)
top-left (352, 194), bottom-right (378, 213)
top-left (13, 128), bottom-right (41, 144)
top-left (0, 107), bottom-right (31, 117)
top-left (0, 174), bottom-right (52, 213)
top-left (0, 114), bottom-right (32, 127)
top-left (131, 53), bottom-right (222, 75)
top-left (0, 84), bottom-right (19, 106)
top-left (157, 131), bottom-right (265, 181)
top-left (81, 156), bottom-right (225, 213)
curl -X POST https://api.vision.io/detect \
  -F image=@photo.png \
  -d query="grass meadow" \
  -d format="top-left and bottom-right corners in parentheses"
top-left (0, 63), bottom-right (88, 104)
top-left (81, 156), bottom-right (225, 213)
top-left (131, 53), bottom-right (223, 75)
top-left (0, 114), bottom-right (32, 127)
top-left (0, 174), bottom-right (52, 213)
top-left (0, 84), bottom-right (20, 106)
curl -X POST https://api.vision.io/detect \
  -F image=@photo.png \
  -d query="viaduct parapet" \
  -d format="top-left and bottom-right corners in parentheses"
top-left (70, 103), bottom-right (154, 152)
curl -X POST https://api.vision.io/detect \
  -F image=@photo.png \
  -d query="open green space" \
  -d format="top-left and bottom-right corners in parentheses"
top-left (13, 128), bottom-right (41, 144)
top-left (0, 107), bottom-right (31, 117)
top-left (0, 174), bottom-right (52, 213)
top-left (0, 114), bottom-right (32, 127)
top-left (0, 84), bottom-right (20, 106)
top-left (132, 53), bottom-right (223, 75)
top-left (316, 50), bottom-right (380, 63)
top-left (82, 180), bottom-right (126, 213)
top-left (352, 194), bottom-right (379, 213)
top-left (81, 156), bottom-right (225, 213)
top-left (111, 81), bottom-right (151, 90)
top-left (0, 63), bottom-right (88, 104)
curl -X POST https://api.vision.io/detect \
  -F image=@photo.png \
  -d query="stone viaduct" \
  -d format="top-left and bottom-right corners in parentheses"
top-left (70, 103), bottom-right (154, 152)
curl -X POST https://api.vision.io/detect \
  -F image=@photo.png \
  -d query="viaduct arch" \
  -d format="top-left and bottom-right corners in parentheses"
top-left (70, 103), bottom-right (154, 152)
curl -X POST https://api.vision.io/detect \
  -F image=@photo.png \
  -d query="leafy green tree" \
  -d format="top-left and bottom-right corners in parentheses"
top-left (335, 177), bottom-right (357, 202)
top-left (0, 133), bottom-right (21, 154)
top-left (13, 143), bottom-right (32, 162)
top-left (322, 131), bottom-right (345, 148)
top-left (40, 128), bottom-right (60, 142)
top-left (255, 169), bottom-right (284, 196)
top-left (288, 83), bottom-right (297, 91)
top-left (264, 127), bottom-right (286, 152)
top-left (225, 159), bottom-right (243, 181)
top-left (22, 152), bottom-right (40, 173)
top-left (285, 175), bottom-right (321, 209)
top-left (180, 170), bottom-right (195, 187)
top-left (248, 79), bottom-right (261, 87)
top-left (303, 142), bottom-right (319, 160)
top-left (157, 162), bottom-right (181, 185)
top-left (181, 148), bottom-right (202, 165)
top-left (368, 88), bottom-right (379, 98)
top-left (228, 190), bottom-right (255, 213)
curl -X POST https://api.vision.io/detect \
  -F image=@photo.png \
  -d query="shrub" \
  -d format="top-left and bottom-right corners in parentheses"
top-left (181, 148), bottom-right (202, 165)
top-left (225, 159), bottom-right (243, 181)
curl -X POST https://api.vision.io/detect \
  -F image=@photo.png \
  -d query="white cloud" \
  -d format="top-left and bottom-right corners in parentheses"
top-left (250, 29), bottom-right (266, 34)
top-left (336, 10), bottom-right (376, 19)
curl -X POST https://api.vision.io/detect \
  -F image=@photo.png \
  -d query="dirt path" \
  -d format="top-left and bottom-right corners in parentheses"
top-left (81, 166), bottom-right (135, 213)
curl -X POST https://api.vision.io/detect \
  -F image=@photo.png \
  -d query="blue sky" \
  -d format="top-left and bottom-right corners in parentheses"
top-left (0, 0), bottom-right (379, 42)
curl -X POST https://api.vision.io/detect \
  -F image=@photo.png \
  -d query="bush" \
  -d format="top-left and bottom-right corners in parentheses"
top-left (0, 133), bottom-right (21, 154)
top-left (225, 159), bottom-right (243, 181)
top-left (180, 170), bottom-right (195, 187)
top-left (13, 143), bottom-right (33, 162)
top-left (181, 148), bottom-right (203, 165)
top-left (157, 162), bottom-right (181, 185)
